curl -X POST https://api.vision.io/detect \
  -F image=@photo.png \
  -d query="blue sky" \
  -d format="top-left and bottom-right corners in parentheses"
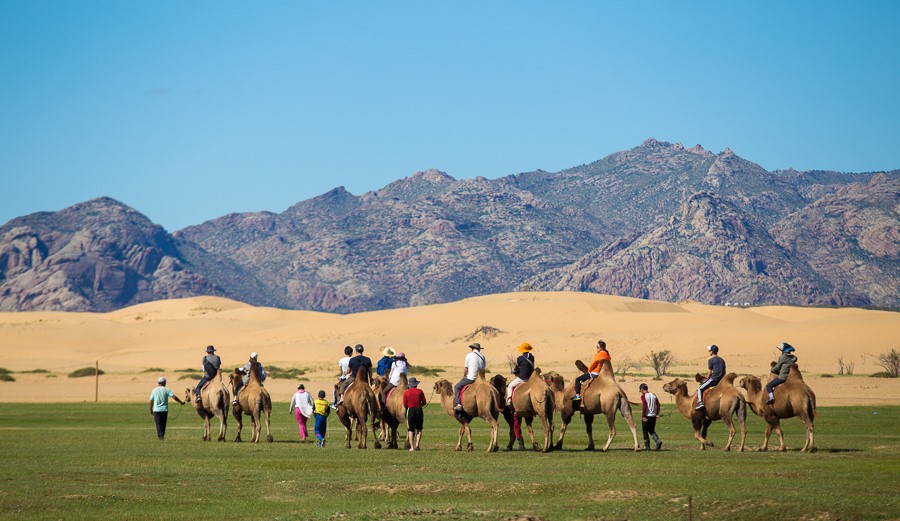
top-left (2, 1), bottom-right (898, 231)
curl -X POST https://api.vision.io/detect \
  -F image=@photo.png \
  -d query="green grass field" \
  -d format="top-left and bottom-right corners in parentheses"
top-left (0, 402), bottom-right (897, 520)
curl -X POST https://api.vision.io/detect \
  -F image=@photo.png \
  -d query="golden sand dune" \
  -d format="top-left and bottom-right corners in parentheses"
top-left (0, 292), bottom-right (897, 405)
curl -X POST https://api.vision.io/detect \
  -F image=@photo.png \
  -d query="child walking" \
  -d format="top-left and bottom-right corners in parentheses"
top-left (313, 390), bottom-right (331, 447)
top-left (403, 377), bottom-right (427, 451)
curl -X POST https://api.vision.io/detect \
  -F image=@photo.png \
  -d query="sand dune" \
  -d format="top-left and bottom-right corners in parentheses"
top-left (0, 292), bottom-right (898, 405)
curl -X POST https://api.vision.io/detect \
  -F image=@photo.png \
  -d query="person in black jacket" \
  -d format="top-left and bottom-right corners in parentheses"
top-left (505, 342), bottom-right (535, 405)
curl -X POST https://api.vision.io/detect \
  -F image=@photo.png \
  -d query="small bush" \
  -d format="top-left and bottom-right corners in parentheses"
top-left (873, 349), bottom-right (900, 378)
top-left (174, 368), bottom-right (201, 373)
top-left (141, 367), bottom-right (165, 373)
top-left (408, 365), bottom-right (445, 377)
top-left (68, 367), bottom-right (105, 378)
top-left (820, 374), bottom-right (834, 378)
top-left (643, 350), bottom-right (675, 378)
top-left (0, 373), bottom-right (14, 382)
top-left (266, 366), bottom-right (307, 379)
top-left (178, 374), bottom-right (199, 381)
top-left (19, 369), bottom-right (50, 374)
top-left (870, 372), bottom-right (895, 379)
top-left (0, 367), bottom-right (11, 375)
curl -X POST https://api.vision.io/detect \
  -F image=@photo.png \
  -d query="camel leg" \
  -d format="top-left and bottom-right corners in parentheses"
top-left (538, 414), bottom-right (551, 453)
top-left (692, 416), bottom-right (709, 450)
top-left (251, 411), bottom-right (260, 443)
top-left (203, 416), bottom-right (211, 442)
top-left (601, 412), bottom-right (617, 452)
top-left (486, 416), bottom-right (499, 453)
top-left (760, 422), bottom-right (773, 451)
top-left (524, 417), bottom-right (539, 451)
top-left (584, 414), bottom-right (595, 451)
top-left (455, 423), bottom-right (465, 451)
top-left (802, 414), bottom-right (816, 453)
top-left (736, 402), bottom-right (747, 452)
top-left (503, 412), bottom-right (516, 451)
top-left (554, 411), bottom-right (571, 451)
top-left (371, 409), bottom-right (381, 449)
top-left (700, 418), bottom-right (715, 448)
top-left (722, 414), bottom-right (736, 452)
top-left (232, 410), bottom-right (243, 443)
top-left (264, 408), bottom-right (273, 443)
top-left (217, 412), bottom-right (228, 442)
top-left (464, 422), bottom-right (475, 452)
top-left (774, 423), bottom-right (786, 452)
top-left (619, 398), bottom-right (640, 451)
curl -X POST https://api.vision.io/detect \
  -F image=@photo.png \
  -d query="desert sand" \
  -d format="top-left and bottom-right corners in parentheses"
top-left (0, 292), bottom-right (897, 405)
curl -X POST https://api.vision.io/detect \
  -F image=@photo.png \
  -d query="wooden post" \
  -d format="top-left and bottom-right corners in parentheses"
top-left (95, 361), bottom-right (99, 402)
top-left (688, 495), bottom-right (693, 521)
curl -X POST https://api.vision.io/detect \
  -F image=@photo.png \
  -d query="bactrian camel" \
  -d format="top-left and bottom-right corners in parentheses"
top-left (230, 360), bottom-right (273, 443)
top-left (374, 372), bottom-right (409, 449)
top-left (434, 371), bottom-right (501, 452)
top-left (336, 365), bottom-right (381, 449)
top-left (489, 374), bottom-right (520, 451)
top-left (509, 368), bottom-right (555, 453)
top-left (662, 373), bottom-right (747, 451)
top-left (739, 363), bottom-right (816, 452)
top-left (184, 372), bottom-right (229, 442)
top-left (544, 360), bottom-right (640, 451)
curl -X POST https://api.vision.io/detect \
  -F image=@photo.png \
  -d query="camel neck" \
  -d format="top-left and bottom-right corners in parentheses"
top-left (673, 385), bottom-right (695, 418)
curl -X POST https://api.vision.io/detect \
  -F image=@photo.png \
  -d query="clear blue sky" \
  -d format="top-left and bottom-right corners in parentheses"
top-left (2, 1), bottom-right (898, 231)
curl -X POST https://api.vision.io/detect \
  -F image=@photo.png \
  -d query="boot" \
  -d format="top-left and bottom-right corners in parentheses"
top-left (515, 438), bottom-right (526, 451)
top-left (655, 440), bottom-right (663, 451)
top-left (765, 392), bottom-right (775, 405)
top-left (644, 442), bottom-right (651, 450)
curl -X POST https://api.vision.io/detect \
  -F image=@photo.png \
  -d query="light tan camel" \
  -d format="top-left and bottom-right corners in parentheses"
top-left (184, 373), bottom-right (229, 442)
top-left (434, 371), bottom-right (501, 452)
top-left (230, 360), bottom-right (273, 443)
top-left (336, 365), bottom-right (381, 449)
top-left (374, 373), bottom-right (409, 449)
top-left (739, 363), bottom-right (816, 452)
top-left (544, 362), bottom-right (640, 451)
top-left (509, 369), bottom-right (555, 453)
top-left (662, 373), bottom-right (747, 451)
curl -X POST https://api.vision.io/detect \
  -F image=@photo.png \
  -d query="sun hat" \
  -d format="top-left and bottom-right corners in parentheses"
top-left (250, 352), bottom-right (258, 359)
top-left (468, 343), bottom-right (483, 350)
top-left (518, 342), bottom-right (533, 353)
top-left (395, 352), bottom-right (406, 359)
top-left (408, 377), bottom-right (421, 387)
top-left (381, 346), bottom-right (396, 357)
top-left (779, 342), bottom-right (795, 353)
top-left (707, 344), bottom-right (719, 354)
top-left (206, 345), bottom-right (216, 353)
top-left (639, 383), bottom-right (648, 391)
top-left (158, 377), bottom-right (167, 384)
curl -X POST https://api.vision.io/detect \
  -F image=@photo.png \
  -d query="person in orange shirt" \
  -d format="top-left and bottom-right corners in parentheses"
top-left (573, 340), bottom-right (611, 402)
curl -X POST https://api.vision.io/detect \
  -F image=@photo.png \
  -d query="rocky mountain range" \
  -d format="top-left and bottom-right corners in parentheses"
top-left (2, 139), bottom-right (898, 312)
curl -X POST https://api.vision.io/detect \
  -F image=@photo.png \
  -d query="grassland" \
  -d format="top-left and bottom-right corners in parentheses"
top-left (0, 402), bottom-right (897, 520)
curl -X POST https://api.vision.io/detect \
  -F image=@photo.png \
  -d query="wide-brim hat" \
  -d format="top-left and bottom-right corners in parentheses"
top-left (408, 377), bottom-right (421, 387)
top-left (381, 346), bottom-right (396, 357)
top-left (518, 342), bottom-right (533, 353)
top-left (206, 345), bottom-right (216, 353)
top-left (468, 343), bottom-right (483, 350)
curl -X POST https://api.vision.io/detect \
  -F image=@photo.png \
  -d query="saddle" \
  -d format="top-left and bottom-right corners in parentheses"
top-left (581, 376), bottom-right (599, 395)
top-left (386, 388), bottom-right (395, 402)
top-left (458, 384), bottom-right (471, 405)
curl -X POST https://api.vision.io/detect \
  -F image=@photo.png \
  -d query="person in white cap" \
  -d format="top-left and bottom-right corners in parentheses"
top-left (696, 344), bottom-right (726, 410)
top-left (453, 343), bottom-right (485, 412)
top-left (149, 376), bottom-right (184, 441)
top-left (234, 352), bottom-right (267, 404)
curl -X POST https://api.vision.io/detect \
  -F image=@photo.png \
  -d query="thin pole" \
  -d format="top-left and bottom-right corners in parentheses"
top-left (95, 361), bottom-right (99, 402)
top-left (688, 495), bottom-right (693, 521)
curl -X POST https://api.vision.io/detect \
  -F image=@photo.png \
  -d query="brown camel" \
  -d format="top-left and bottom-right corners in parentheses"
top-left (545, 360), bottom-right (640, 451)
top-left (230, 360), bottom-right (273, 443)
top-left (739, 363), bottom-right (816, 452)
top-left (662, 373), bottom-right (747, 451)
top-left (374, 373), bottom-right (410, 449)
top-left (434, 371), bottom-right (501, 452)
top-left (336, 365), bottom-right (381, 449)
top-left (489, 375), bottom-right (519, 451)
top-left (509, 368), bottom-right (555, 453)
top-left (184, 373), bottom-right (229, 442)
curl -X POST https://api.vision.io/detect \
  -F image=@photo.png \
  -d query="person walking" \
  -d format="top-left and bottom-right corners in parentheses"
top-left (313, 390), bottom-right (332, 447)
top-left (506, 342), bottom-right (535, 405)
top-left (404, 377), bottom-right (427, 451)
top-left (453, 343), bottom-right (486, 412)
top-left (696, 344), bottom-right (726, 410)
top-left (195, 345), bottom-right (221, 403)
top-left (149, 377), bottom-right (184, 441)
top-left (573, 340), bottom-right (611, 402)
top-left (289, 384), bottom-right (315, 442)
top-left (766, 342), bottom-right (798, 404)
top-left (639, 383), bottom-right (663, 451)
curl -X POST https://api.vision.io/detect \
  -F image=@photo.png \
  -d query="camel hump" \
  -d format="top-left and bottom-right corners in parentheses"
top-left (475, 370), bottom-right (487, 382)
top-left (787, 363), bottom-right (804, 380)
top-left (399, 372), bottom-right (409, 387)
top-left (721, 373), bottom-right (738, 386)
top-left (575, 359), bottom-right (589, 373)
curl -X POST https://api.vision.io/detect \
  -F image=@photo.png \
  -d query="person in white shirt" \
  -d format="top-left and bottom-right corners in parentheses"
top-left (334, 346), bottom-right (353, 403)
top-left (639, 383), bottom-right (663, 451)
top-left (380, 352), bottom-right (409, 403)
top-left (288, 384), bottom-right (315, 442)
top-left (453, 343), bottom-right (486, 412)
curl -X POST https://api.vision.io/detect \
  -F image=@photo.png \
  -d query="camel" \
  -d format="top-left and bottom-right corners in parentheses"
top-left (433, 371), bottom-right (501, 452)
top-left (336, 365), bottom-right (381, 449)
top-left (544, 360), bottom-right (640, 452)
top-left (662, 373), bottom-right (747, 451)
top-left (374, 373), bottom-right (410, 449)
top-left (184, 373), bottom-right (230, 442)
top-left (738, 363), bottom-right (816, 452)
top-left (230, 360), bottom-right (273, 443)
top-left (488, 375), bottom-right (520, 451)
top-left (508, 368), bottom-right (555, 453)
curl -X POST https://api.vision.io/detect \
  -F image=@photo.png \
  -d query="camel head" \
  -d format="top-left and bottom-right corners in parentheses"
top-left (184, 388), bottom-right (193, 402)
top-left (662, 378), bottom-right (686, 395)
top-left (542, 371), bottom-right (565, 391)
top-left (739, 375), bottom-right (762, 393)
top-left (489, 374), bottom-right (507, 395)
top-left (433, 379), bottom-right (452, 396)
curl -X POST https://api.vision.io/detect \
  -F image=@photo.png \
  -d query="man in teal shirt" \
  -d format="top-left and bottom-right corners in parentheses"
top-left (149, 377), bottom-right (184, 441)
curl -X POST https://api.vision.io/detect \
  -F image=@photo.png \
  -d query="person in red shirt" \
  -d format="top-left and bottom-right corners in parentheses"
top-left (403, 377), bottom-right (427, 451)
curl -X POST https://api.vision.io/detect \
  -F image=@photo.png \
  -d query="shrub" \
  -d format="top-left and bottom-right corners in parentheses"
top-left (408, 365), bottom-right (445, 377)
top-left (820, 374), bottom-right (834, 378)
top-left (174, 368), bottom-right (201, 373)
top-left (68, 367), bottom-right (105, 378)
top-left (870, 372), bottom-right (895, 379)
top-left (643, 350), bottom-right (675, 378)
top-left (872, 349), bottom-right (900, 378)
top-left (0, 372), bottom-right (14, 382)
top-left (265, 366), bottom-right (307, 379)
top-left (19, 369), bottom-right (50, 374)
top-left (141, 367), bottom-right (165, 373)
top-left (837, 357), bottom-right (855, 376)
